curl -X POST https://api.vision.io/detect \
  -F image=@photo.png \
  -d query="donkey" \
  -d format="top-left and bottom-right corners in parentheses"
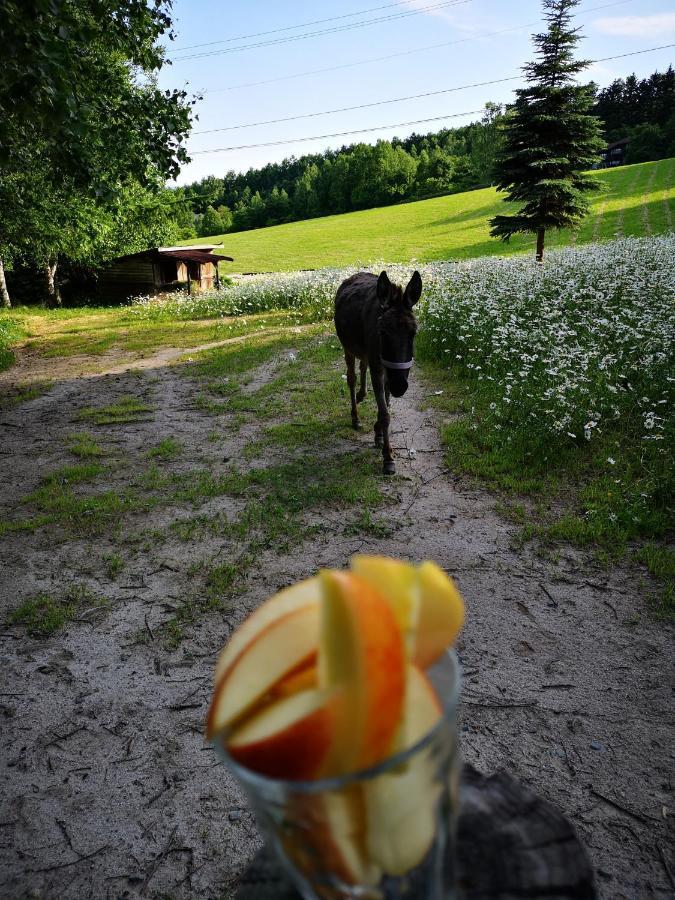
top-left (334, 270), bottom-right (422, 475)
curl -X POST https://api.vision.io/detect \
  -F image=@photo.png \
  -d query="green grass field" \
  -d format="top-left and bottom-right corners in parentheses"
top-left (186, 158), bottom-right (675, 272)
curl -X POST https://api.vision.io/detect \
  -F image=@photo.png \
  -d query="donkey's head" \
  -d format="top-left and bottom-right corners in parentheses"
top-left (376, 270), bottom-right (422, 398)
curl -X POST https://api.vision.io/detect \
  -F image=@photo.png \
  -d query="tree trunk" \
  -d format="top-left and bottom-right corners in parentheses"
top-left (536, 228), bottom-right (545, 262)
top-left (0, 257), bottom-right (11, 308)
top-left (45, 258), bottom-right (62, 308)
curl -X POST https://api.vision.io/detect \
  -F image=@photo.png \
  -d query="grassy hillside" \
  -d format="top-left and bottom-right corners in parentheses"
top-left (186, 158), bottom-right (674, 273)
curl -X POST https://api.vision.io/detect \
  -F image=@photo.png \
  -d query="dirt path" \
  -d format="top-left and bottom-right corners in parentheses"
top-left (0, 324), bottom-right (316, 387)
top-left (0, 334), bottom-right (672, 899)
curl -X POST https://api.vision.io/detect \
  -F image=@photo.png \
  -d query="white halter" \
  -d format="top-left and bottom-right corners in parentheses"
top-left (381, 358), bottom-right (414, 370)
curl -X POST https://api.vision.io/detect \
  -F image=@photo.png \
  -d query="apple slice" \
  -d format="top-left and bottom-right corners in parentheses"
top-left (319, 570), bottom-right (405, 774)
top-left (351, 555), bottom-right (465, 669)
top-left (213, 577), bottom-right (320, 685)
top-left (284, 788), bottom-right (381, 890)
top-left (364, 665), bottom-right (443, 876)
top-left (206, 603), bottom-right (320, 739)
top-left (350, 555), bottom-right (419, 658)
top-left (227, 688), bottom-right (343, 780)
top-left (415, 561), bottom-right (464, 668)
top-left (269, 660), bottom-right (318, 700)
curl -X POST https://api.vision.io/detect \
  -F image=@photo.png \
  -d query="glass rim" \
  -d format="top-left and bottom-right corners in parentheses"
top-left (211, 648), bottom-right (460, 795)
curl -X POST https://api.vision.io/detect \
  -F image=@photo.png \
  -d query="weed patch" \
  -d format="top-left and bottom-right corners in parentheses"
top-left (77, 395), bottom-right (152, 425)
top-left (148, 437), bottom-right (182, 461)
top-left (66, 432), bottom-right (106, 458)
top-left (8, 584), bottom-right (105, 637)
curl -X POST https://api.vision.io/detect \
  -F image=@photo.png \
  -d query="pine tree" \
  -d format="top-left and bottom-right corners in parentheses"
top-left (490, 0), bottom-right (604, 260)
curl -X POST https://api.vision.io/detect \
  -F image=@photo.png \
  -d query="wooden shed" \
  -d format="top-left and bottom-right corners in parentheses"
top-left (98, 244), bottom-right (234, 300)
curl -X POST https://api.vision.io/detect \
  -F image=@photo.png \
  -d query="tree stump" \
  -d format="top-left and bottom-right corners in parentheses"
top-left (235, 765), bottom-right (596, 899)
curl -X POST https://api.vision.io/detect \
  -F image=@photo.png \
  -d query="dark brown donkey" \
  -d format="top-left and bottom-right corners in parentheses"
top-left (334, 270), bottom-right (422, 475)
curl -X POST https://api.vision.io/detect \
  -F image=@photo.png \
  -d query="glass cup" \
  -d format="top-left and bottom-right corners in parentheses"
top-left (213, 650), bottom-right (461, 899)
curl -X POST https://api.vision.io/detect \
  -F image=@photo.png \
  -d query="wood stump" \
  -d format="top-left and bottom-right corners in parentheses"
top-left (235, 765), bottom-right (596, 899)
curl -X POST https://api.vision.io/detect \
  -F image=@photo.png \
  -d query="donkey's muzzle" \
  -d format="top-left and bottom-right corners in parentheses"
top-left (387, 372), bottom-right (409, 397)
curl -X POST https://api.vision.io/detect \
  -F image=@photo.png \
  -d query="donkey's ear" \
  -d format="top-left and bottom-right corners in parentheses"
top-left (404, 270), bottom-right (422, 306)
top-left (376, 270), bottom-right (391, 304)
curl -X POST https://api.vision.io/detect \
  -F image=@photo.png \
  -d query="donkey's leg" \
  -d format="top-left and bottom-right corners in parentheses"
top-left (371, 367), bottom-right (394, 474)
top-left (385, 382), bottom-right (391, 409)
top-left (345, 351), bottom-right (360, 429)
top-left (356, 358), bottom-right (368, 403)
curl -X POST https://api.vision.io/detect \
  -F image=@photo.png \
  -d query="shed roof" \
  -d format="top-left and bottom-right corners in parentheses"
top-left (107, 246), bottom-right (234, 264)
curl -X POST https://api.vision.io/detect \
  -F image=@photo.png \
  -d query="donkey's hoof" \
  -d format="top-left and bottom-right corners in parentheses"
top-left (382, 460), bottom-right (396, 476)
top-left (356, 390), bottom-right (366, 403)
top-left (351, 420), bottom-right (361, 431)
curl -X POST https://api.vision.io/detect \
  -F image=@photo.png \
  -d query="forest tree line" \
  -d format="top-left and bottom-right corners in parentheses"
top-left (177, 67), bottom-right (675, 239)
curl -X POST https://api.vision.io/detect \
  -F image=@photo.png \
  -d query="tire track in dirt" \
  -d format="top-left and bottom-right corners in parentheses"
top-left (0, 344), bottom-right (672, 899)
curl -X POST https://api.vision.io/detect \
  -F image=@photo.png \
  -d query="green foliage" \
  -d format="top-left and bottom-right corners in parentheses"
top-left (490, 0), bottom-right (605, 257)
top-left (0, 0), bottom-right (193, 187)
top-left (0, 317), bottom-right (23, 370)
top-left (0, 0), bottom-right (195, 307)
top-left (595, 67), bottom-right (675, 144)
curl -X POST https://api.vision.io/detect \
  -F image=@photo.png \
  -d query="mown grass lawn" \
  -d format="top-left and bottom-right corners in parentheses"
top-left (185, 157), bottom-right (674, 272)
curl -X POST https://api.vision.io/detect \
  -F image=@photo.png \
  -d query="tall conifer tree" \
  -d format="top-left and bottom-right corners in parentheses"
top-left (490, 0), bottom-right (604, 260)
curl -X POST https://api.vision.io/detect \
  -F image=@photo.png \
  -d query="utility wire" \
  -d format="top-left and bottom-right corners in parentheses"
top-left (199, 0), bottom-right (634, 95)
top-left (190, 43), bottom-right (675, 139)
top-left (188, 42), bottom-right (675, 155)
top-left (173, 0), bottom-right (434, 52)
top-left (170, 0), bottom-right (470, 62)
top-left (190, 110), bottom-right (485, 155)
top-left (193, 77), bottom-right (519, 135)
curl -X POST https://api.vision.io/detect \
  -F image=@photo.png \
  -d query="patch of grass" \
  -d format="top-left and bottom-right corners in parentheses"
top-left (344, 509), bottom-right (395, 539)
top-left (184, 158), bottom-right (674, 272)
top-left (1, 460), bottom-right (147, 538)
top-left (0, 381), bottom-right (53, 410)
top-left (77, 395), bottom-right (152, 425)
top-left (102, 552), bottom-right (124, 580)
top-left (66, 432), bottom-right (106, 458)
top-left (7, 583), bottom-right (104, 637)
top-left (0, 317), bottom-right (25, 372)
top-left (0, 515), bottom-right (55, 537)
top-left (148, 437), bottom-right (182, 461)
top-left (635, 544), bottom-right (674, 617)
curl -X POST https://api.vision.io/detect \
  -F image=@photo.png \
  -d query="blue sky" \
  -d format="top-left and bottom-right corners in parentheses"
top-left (157, 0), bottom-right (675, 184)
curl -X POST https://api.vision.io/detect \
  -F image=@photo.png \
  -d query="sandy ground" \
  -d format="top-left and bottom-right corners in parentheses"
top-left (0, 336), bottom-right (673, 899)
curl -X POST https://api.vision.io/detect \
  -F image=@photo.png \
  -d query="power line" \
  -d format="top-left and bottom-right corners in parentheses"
top-left (190, 110), bottom-right (485, 155)
top-left (198, 0), bottom-right (634, 95)
top-left (190, 42), bottom-right (675, 141)
top-left (170, 0), bottom-right (470, 62)
top-left (193, 77), bottom-right (519, 135)
top-left (188, 41), bottom-right (675, 156)
top-left (173, 0), bottom-right (429, 53)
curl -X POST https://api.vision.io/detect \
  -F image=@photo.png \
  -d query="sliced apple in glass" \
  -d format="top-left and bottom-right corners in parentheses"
top-left (350, 555), bottom-right (464, 668)
top-left (206, 602), bottom-right (320, 739)
top-left (319, 569), bottom-right (405, 775)
top-left (284, 787), bottom-right (381, 892)
top-left (364, 664), bottom-right (444, 876)
top-left (350, 555), bottom-right (419, 658)
top-left (227, 687), bottom-right (343, 781)
top-left (269, 659), bottom-right (318, 700)
top-left (415, 560), bottom-right (464, 668)
top-left (213, 576), bottom-right (320, 686)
